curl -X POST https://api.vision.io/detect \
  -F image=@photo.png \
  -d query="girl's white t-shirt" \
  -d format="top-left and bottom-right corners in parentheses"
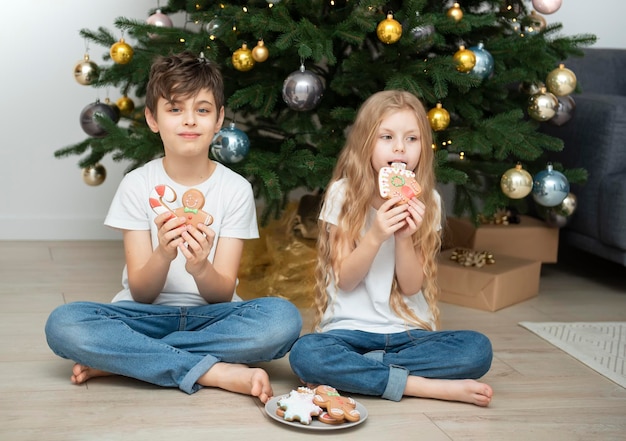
top-left (104, 158), bottom-right (259, 306)
top-left (318, 179), bottom-right (438, 333)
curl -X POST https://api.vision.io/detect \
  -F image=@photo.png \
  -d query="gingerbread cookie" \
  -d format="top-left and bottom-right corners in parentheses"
top-left (378, 162), bottom-right (422, 205)
top-left (149, 185), bottom-right (213, 226)
top-left (276, 387), bottom-right (323, 425)
top-left (313, 385), bottom-right (361, 424)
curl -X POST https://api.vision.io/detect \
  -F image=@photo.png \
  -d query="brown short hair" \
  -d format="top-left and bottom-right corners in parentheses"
top-left (145, 51), bottom-right (224, 116)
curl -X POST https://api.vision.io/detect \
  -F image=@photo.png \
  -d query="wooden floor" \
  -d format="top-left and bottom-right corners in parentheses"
top-left (1, 240), bottom-right (625, 441)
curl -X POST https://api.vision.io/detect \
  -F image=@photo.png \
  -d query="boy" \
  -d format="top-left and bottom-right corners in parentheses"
top-left (45, 51), bottom-right (302, 403)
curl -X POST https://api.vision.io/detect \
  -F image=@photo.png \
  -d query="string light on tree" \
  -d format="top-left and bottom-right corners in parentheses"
top-left (376, 12), bottom-right (402, 44)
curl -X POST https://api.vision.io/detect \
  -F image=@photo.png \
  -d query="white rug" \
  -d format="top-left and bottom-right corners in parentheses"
top-left (519, 321), bottom-right (626, 388)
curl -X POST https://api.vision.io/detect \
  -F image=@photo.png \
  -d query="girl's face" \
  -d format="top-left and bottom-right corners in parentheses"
top-left (370, 109), bottom-right (422, 174)
top-left (145, 88), bottom-right (224, 159)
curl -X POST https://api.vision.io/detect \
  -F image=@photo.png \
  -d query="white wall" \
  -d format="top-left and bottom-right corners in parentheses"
top-left (1, 0), bottom-right (624, 240)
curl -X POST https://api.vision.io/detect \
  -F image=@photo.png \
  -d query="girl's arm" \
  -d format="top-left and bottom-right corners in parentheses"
top-left (335, 196), bottom-right (409, 292)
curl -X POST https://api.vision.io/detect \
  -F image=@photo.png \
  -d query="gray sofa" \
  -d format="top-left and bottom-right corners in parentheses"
top-left (540, 48), bottom-right (626, 266)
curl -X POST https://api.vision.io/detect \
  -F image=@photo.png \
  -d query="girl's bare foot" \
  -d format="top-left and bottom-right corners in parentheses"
top-left (405, 377), bottom-right (493, 407)
top-left (71, 363), bottom-right (113, 385)
top-left (197, 362), bottom-right (273, 403)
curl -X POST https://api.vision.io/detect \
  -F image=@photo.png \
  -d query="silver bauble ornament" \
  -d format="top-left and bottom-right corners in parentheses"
top-left (82, 163), bottom-right (107, 186)
top-left (74, 54), bottom-right (99, 85)
top-left (532, 0), bottom-right (562, 14)
top-left (410, 24), bottom-right (435, 51)
top-left (469, 43), bottom-right (494, 80)
top-left (544, 209), bottom-right (569, 228)
top-left (79, 100), bottom-right (119, 138)
top-left (282, 64), bottom-right (324, 111)
top-left (210, 122), bottom-right (250, 164)
top-left (501, 163), bottom-right (533, 199)
top-left (549, 95), bottom-right (576, 126)
top-left (532, 163), bottom-right (570, 207)
top-left (528, 87), bottom-right (559, 121)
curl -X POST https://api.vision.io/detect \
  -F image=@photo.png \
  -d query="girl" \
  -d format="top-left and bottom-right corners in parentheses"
top-left (288, 90), bottom-right (493, 406)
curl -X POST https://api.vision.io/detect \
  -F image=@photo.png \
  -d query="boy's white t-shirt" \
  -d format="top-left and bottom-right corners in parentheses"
top-left (104, 158), bottom-right (259, 306)
top-left (318, 179), bottom-right (438, 333)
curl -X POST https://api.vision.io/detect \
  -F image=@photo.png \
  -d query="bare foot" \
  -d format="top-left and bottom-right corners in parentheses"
top-left (71, 363), bottom-right (114, 385)
top-left (197, 362), bottom-right (273, 403)
top-left (405, 376), bottom-right (493, 407)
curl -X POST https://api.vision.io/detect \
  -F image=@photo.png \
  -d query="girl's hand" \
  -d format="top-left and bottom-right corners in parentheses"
top-left (371, 196), bottom-right (411, 243)
top-left (179, 222), bottom-right (216, 276)
top-left (154, 212), bottom-right (186, 261)
top-left (395, 197), bottom-right (425, 239)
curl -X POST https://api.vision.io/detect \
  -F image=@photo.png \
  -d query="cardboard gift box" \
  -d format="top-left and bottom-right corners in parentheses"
top-left (437, 248), bottom-right (541, 312)
top-left (443, 215), bottom-right (559, 263)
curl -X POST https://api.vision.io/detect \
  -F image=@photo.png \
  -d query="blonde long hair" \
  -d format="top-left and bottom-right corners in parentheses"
top-left (313, 90), bottom-right (441, 331)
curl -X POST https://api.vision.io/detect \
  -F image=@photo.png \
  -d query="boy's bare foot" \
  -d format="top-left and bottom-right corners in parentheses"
top-left (71, 363), bottom-right (114, 385)
top-left (197, 362), bottom-right (273, 403)
top-left (405, 377), bottom-right (493, 407)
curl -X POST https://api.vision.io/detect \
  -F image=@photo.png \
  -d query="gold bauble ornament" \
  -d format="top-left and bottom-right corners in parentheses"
top-left (555, 192), bottom-right (577, 216)
top-left (82, 163), bottom-right (107, 186)
top-left (447, 3), bottom-right (463, 22)
top-left (73, 53), bottom-right (99, 85)
top-left (546, 64), bottom-right (577, 96)
top-left (252, 40), bottom-right (269, 62)
top-left (427, 103), bottom-right (450, 131)
top-left (110, 38), bottom-right (134, 64)
top-left (501, 163), bottom-right (533, 199)
top-left (528, 87), bottom-right (559, 121)
top-left (116, 95), bottom-right (135, 117)
top-left (232, 43), bottom-right (255, 72)
top-left (376, 12), bottom-right (402, 44)
top-left (525, 10), bottom-right (547, 32)
top-left (453, 45), bottom-right (476, 73)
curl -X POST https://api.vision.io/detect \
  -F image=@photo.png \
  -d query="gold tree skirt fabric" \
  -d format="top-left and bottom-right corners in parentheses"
top-left (237, 203), bottom-right (317, 308)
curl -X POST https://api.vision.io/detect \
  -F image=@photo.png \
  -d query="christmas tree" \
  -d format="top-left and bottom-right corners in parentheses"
top-left (58, 0), bottom-right (595, 224)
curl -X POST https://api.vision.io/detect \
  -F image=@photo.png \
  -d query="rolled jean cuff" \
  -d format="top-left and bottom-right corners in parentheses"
top-left (180, 354), bottom-right (219, 394)
top-left (381, 364), bottom-right (408, 402)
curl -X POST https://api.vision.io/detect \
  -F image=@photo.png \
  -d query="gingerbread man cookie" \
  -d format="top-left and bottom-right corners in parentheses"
top-left (313, 385), bottom-right (361, 424)
top-left (149, 185), bottom-right (213, 226)
top-left (378, 162), bottom-right (422, 205)
top-left (276, 387), bottom-right (323, 425)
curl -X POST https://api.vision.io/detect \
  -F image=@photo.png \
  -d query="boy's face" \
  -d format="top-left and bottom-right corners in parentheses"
top-left (145, 88), bottom-right (224, 158)
top-left (370, 109), bottom-right (422, 174)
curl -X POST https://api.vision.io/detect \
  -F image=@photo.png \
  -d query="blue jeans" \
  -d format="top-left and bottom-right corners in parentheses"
top-left (45, 297), bottom-right (302, 394)
top-left (289, 329), bottom-right (492, 401)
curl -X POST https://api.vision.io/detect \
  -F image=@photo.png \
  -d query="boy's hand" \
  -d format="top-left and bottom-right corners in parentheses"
top-left (155, 212), bottom-right (186, 260)
top-left (179, 222), bottom-right (216, 276)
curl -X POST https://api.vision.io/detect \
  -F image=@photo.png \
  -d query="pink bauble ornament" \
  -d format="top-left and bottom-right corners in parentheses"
top-left (147, 9), bottom-right (173, 27)
top-left (531, 0), bottom-right (562, 14)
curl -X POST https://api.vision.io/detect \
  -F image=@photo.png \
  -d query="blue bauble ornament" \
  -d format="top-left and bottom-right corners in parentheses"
top-left (282, 64), bottom-right (324, 111)
top-left (469, 43), bottom-right (494, 80)
top-left (532, 163), bottom-right (569, 207)
top-left (210, 122), bottom-right (250, 164)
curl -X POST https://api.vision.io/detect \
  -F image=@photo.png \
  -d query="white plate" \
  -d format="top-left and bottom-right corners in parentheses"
top-left (265, 394), bottom-right (368, 430)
